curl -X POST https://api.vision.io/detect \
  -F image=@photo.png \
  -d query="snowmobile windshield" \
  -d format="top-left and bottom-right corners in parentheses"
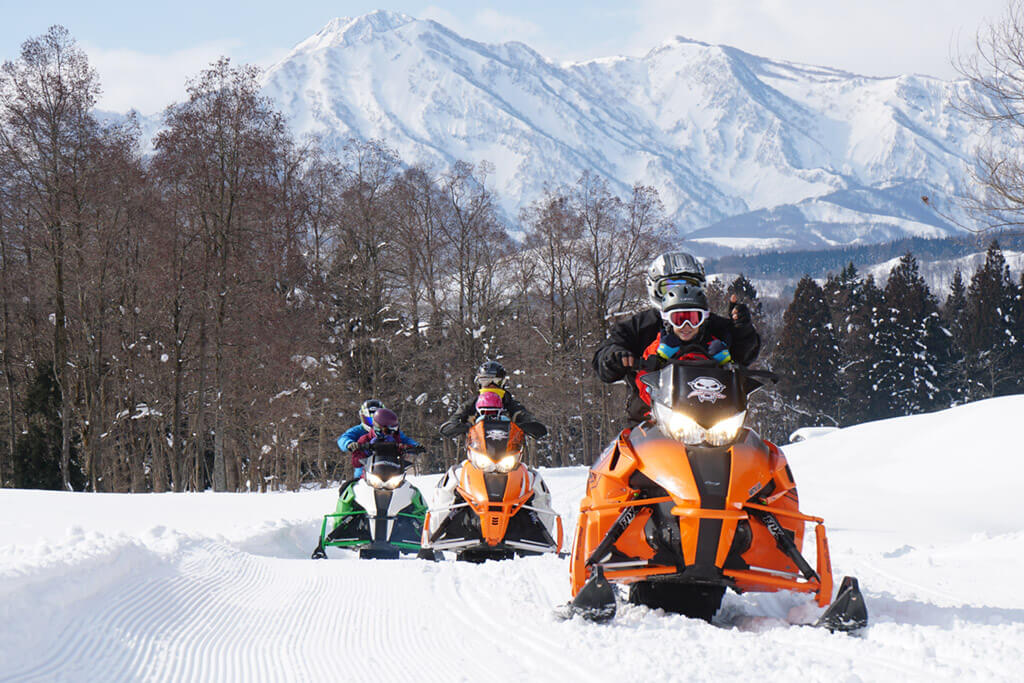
top-left (642, 363), bottom-right (748, 447)
top-left (365, 455), bottom-right (406, 490)
top-left (466, 418), bottom-right (524, 473)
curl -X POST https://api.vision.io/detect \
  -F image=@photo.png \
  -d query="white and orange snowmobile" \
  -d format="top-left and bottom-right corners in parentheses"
top-left (423, 417), bottom-right (563, 562)
top-left (564, 357), bottom-right (867, 631)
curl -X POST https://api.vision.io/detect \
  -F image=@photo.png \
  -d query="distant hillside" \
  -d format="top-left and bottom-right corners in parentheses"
top-left (704, 231), bottom-right (1024, 298)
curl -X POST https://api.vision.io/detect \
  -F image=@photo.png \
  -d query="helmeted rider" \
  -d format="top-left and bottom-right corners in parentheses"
top-left (474, 390), bottom-right (504, 418)
top-left (427, 377), bottom-right (557, 548)
top-left (592, 251), bottom-right (760, 425)
top-left (338, 399), bottom-right (419, 477)
top-left (350, 408), bottom-right (424, 480)
top-left (317, 416), bottom-right (429, 559)
top-left (438, 361), bottom-right (547, 439)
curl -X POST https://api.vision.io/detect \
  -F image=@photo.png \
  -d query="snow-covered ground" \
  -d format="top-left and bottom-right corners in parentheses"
top-left (2, 397), bottom-right (1022, 681)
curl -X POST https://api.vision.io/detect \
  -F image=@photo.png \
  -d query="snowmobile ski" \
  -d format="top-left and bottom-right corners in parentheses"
top-left (815, 576), bottom-right (868, 633)
top-left (555, 566), bottom-right (616, 623)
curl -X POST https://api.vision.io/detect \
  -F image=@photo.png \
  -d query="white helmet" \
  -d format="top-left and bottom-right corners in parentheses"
top-left (646, 251), bottom-right (706, 310)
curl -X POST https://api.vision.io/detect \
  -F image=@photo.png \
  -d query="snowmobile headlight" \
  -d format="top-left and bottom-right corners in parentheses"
top-left (365, 472), bottom-right (385, 488)
top-left (495, 452), bottom-right (520, 473)
top-left (382, 473), bottom-right (405, 489)
top-left (469, 449), bottom-right (497, 472)
top-left (705, 411), bottom-right (746, 446)
top-left (653, 401), bottom-right (703, 445)
top-left (668, 411), bottom-right (705, 445)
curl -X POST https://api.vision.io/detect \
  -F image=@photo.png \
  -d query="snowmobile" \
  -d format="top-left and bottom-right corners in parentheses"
top-left (312, 445), bottom-right (430, 560)
top-left (423, 416), bottom-right (563, 562)
top-left (565, 357), bottom-right (867, 632)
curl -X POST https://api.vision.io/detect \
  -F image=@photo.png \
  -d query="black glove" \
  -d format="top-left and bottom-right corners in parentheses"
top-left (729, 300), bottom-right (752, 328)
top-left (519, 421), bottom-right (548, 439)
top-left (604, 347), bottom-right (636, 372)
top-left (638, 355), bottom-right (666, 372)
top-left (439, 420), bottom-right (469, 438)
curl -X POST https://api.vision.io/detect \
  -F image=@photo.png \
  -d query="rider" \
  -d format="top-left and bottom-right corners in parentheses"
top-left (427, 388), bottom-right (558, 550)
top-left (350, 408), bottom-right (424, 480)
top-left (592, 251), bottom-right (761, 425)
top-left (338, 399), bottom-right (420, 477)
top-left (438, 361), bottom-right (547, 438)
top-left (316, 412), bottom-right (429, 558)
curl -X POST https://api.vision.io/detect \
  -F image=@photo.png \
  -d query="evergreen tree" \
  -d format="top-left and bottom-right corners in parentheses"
top-left (773, 276), bottom-right (841, 426)
top-left (12, 363), bottom-right (84, 490)
top-left (963, 241), bottom-right (1020, 396)
top-left (705, 278), bottom-right (728, 315)
top-left (727, 273), bottom-right (763, 320)
top-left (823, 263), bottom-right (861, 332)
top-left (942, 269), bottom-right (970, 404)
top-left (841, 275), bottom-right (891, 424)
top-left (881, 254), bottom-right (951, 414)
top-left (823, 262), bottom-right (863, 422)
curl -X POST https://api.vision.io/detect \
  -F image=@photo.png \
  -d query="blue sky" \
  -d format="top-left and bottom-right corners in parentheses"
top-left (1, 0), bottom-right (1009, 113)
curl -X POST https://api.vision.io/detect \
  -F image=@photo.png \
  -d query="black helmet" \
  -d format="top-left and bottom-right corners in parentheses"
top-left (372, 408), bottom-right (399, 434)
top-left (661, 281), bottom-right (708, 312)
top-left (475, 360), bottom-right (508, 388)
top-left (646, 251), bottom-right (706, 310)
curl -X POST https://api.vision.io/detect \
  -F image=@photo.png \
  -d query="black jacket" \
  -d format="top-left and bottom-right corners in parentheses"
top-left (592, 308), bottom-right (761, 424)
top-left (438, 391), bottom-right (547, 438)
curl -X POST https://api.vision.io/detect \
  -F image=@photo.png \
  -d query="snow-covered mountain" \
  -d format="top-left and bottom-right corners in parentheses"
top-left (261, 10), bottom-right (987, 251)
top-left (3, 396), bottom-right (1022, 678)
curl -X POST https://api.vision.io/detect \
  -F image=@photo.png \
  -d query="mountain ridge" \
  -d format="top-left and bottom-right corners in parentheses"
top-left (185, 12), bottom-right (995, 252)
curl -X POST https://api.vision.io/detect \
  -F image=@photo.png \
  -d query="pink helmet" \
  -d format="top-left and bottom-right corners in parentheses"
top-left (475, 391), bottom-right (504, 417)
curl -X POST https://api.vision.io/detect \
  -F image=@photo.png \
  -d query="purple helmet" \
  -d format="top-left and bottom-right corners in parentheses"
top-left (372, 408), bottom-right (399, 435)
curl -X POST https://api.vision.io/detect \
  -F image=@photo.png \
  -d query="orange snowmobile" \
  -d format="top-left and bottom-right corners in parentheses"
top-left (565, 358), bottom-right (866, 631)
top-left (423, 417), bottom-right (564, 562)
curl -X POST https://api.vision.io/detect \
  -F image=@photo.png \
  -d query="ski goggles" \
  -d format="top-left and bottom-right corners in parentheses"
top-left (655, 276), bottom-right (702, 295)
top-left (475, 376), bottom-right (508, 389)
top-left (662, 308), bottom-right (708, 330)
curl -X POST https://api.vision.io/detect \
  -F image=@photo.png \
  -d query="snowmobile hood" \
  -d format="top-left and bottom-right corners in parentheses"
top-left (467, 418), bottom-right (525, 458)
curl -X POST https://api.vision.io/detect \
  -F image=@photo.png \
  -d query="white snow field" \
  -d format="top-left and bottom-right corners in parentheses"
top-left (2, 396), bottom-right (1023, 682)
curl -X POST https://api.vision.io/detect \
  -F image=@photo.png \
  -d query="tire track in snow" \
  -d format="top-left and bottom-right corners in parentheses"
top-left (4, 553), bottom-right (175, 682)
top-left (317, 554), bottom-right (470, 683)
top-left (8, 541), bottom-right (274, 681)
top-left (433, 557), bottom-right (597, 681)
top-left (161, 542), bottom-right (274, 681)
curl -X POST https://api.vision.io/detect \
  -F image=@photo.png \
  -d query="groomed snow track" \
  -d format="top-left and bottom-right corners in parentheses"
top-left (3, 397), bottom-right (1024, 681)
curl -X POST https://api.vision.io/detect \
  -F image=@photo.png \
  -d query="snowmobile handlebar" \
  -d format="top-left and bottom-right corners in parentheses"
top-left (637, 355), bottom-right (778, 383)
top-left (360, 443), bottom-right (426, 455)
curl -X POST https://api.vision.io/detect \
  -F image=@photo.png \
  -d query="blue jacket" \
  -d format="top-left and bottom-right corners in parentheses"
top-left (337, 423), bottom-right (419, 452)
